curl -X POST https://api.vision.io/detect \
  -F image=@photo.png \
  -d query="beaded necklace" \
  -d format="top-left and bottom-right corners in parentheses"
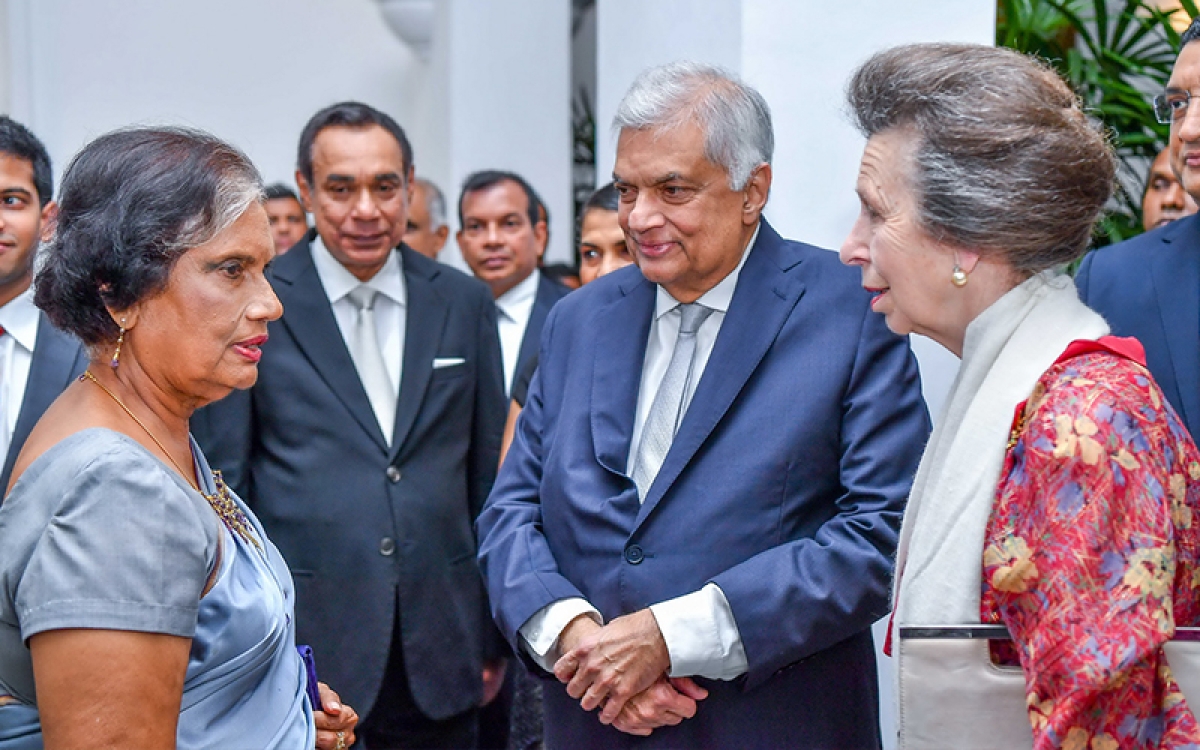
top-left (82, 370), bottom-right (262, 550)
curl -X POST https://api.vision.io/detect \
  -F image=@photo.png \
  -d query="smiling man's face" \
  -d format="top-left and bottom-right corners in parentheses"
top-left (0, 152), bottom-right (54, 306)
top-left (297, 124), bottom-right (411, 282)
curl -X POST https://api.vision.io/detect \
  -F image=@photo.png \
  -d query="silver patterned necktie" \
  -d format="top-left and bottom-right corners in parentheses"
top-left (631, 302), bottom-right (715, 499)
top-left (347, 286), bottom-right (396, 445)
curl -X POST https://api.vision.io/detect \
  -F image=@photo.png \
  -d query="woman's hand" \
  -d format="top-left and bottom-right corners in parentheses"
top-left (314, 682), bottom-right (358, 750)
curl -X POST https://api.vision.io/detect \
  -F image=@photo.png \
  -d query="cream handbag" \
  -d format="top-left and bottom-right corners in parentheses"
top-left (897, 624), bottom-right (1200, 750)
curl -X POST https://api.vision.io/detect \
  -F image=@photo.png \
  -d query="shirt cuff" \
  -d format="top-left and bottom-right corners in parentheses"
top-left (518, 598), bottom-right (603, 672)
top-left (649, 582), bottom-right (748, 680)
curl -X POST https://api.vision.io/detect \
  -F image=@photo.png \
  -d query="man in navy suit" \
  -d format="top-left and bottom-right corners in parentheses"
top-left (456, 171), bottom-right (570, 397)
top-left (194, 102), bottom-right (507, 749)
top-left (0, 117), bottom-right (86, 496)
top-left (476, 63), bottom-right (930, 748)
top-left (1076, 18), bottom-right (1200, 439)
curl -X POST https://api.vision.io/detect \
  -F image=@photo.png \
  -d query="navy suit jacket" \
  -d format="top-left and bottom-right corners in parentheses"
top-left (476, 221), bottom-right (930, 748)
top-left (193, 235), bottom-right (507, 721)
top-left (0, 313), bottom-right (87, 495)
top-left (513, 273), bottom-right (570, 388)
top-left (1076, 214), bottom-right (1200, 438)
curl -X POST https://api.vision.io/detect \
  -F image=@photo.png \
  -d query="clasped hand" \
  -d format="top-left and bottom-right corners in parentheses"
top-left (553, 609), bottom-right (708, 736)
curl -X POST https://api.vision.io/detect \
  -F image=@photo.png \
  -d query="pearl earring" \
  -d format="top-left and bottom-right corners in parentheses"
top-left (951, 265), bottom-right (969, 288)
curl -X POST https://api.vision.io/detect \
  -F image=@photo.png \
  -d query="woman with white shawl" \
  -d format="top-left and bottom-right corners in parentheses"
top-left (841, 43), bottom-right (1200, 749)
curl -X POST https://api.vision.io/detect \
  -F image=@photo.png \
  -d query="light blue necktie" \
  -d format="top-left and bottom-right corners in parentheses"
top-left (631, 303), bottom-right (714, 499)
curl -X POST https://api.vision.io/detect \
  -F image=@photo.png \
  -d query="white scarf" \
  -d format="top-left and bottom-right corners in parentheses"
top-left (893, 270), bottom-right (1109, 625)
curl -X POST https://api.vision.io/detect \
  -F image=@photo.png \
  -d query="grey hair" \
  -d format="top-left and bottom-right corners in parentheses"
top-left (613, 61), bottom-right (773, 190)
top-left (846, 43), bottom-right (1115, 273)
top-left (416, 177), bottom-right (447, 229)
top-left (35, 126), bottom-right (263, 346)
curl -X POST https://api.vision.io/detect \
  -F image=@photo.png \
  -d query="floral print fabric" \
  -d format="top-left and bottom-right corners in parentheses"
top-left (982, 344), bottom-right (1200, 749)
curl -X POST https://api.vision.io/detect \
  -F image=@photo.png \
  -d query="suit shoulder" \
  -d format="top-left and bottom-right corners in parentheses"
top-left (538, 275), bottom-right (573, 303)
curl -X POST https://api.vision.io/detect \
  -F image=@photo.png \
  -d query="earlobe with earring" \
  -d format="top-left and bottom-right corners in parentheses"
top-left (110, 317), bottom-right (126, 369)
top-left (951, 265), bottom-right (969, 288)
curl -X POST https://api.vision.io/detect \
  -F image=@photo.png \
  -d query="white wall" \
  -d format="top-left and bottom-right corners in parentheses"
top-left (5, 0), bottom-right (420, 194)
top-left (0, 0), bottom-right (9, 113)
top-left (437, 0), bottom-right (573, 270)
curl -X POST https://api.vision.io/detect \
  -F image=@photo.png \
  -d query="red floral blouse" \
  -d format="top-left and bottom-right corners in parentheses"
top-left (982, 339), bottom-right (1200, 749)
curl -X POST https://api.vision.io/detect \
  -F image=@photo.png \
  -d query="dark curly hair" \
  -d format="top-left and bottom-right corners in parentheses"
top-left (34, 126), bottom-right (263, 346)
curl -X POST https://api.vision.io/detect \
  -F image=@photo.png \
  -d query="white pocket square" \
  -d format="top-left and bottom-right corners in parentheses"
top-left (432, 357), bottom-right (466, 369)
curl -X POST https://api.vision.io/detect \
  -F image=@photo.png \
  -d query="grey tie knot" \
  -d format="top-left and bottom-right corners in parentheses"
top-left (348, 286), bottom-right (379, 312)
top-left (678, 303), bottom-right (713, 336)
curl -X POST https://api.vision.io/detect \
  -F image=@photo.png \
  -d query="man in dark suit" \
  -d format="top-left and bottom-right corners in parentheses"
top-left (455, 171), bottom-right (570, 397)
top-left (194, 102), bottom-right (507, 749)
top-left (0, 116), bottom-right (87, 496)
top-left (1077, 19), bottom-right (1200, 439)
top-left (476, 63), bottom-right (930, 748)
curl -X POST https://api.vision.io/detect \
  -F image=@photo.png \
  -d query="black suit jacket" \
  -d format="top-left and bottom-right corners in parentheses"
top-left (1076, 214), bottom-right (1200, 438)
top-left (512, 274), bottom-right (570, 388)
top-left (193, 235), bottom-right (507, 720)
top-left (1, 313), bottom-right (88, 494)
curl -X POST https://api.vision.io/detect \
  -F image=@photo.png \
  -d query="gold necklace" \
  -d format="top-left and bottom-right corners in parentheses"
top-left (82, 370), bottom-right (262, 550)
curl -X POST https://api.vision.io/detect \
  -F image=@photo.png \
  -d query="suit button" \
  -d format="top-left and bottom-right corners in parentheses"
top-left (624, 544), bottom-right (644, 565)
top-left (379, 537), bottom-right (396, 556)
top-left (386, 466), bottom-right (402, 483)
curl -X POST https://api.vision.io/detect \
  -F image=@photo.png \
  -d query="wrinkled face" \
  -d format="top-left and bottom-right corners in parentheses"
top-left (297, 124), bottom-right (411, 281)
top-left (403, 182), bottom-right (449, 258)
top-left (456, 179), bottom-right (545, 298)
top-left (265, 195), bottom-right (308, 253)
top-left (1142, 148), bottom-right (1197, 231)
top-left (1168, 41), bottom-right (1200, 204)
top-left (125, 203), bottom-right (283, 407)
top-left (0, 153), bottom-right (53, 306)
top-left (578, 208), bottom-right (632, 286)
top-left (613, 122), bottom-right (760, 303)
top-left (839, 128), bottom-right (960, 345)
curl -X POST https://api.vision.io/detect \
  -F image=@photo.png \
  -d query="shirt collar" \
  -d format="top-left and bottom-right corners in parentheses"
top-left (310, 234), bottom-right (406, 306)
top-left (0, 287), bottom-right (40, 352)
top-left (654, 222), bottom-right (760, 320)
top-left (495, 269), bottom-right (541, 320)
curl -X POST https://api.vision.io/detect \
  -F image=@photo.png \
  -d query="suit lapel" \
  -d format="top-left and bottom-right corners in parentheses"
top-left (390, 251), bottom-right (448, 458)
top-left (633, 222), bottom-right (806, 529)
top-left (3, 315), bottom-right (87, 481)
top-left (1152, 219), bottom-right (1200, 430)
top-left (516, 276), bottom-right (564, 376)
top-left (272, 240), bottom-right (388, 451)
top-left (591, 276), bottom-right (655, 476)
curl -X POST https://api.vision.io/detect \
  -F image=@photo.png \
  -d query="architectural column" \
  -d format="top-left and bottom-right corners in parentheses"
top-left (425, 0), bottom-right (573, 270)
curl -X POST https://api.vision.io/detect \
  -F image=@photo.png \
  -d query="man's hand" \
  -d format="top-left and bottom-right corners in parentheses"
top-left (610, 677), bottom-right (708, 736)
top-left (553, 608), bottom-right (672, 722)
top-left (480, 658), bottom-right (508, 706)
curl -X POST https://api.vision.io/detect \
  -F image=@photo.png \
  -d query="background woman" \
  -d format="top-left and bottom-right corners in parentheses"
top-left (0, 127), bottom-right (356, 749)
top-left (840, 44), bottom-right (1200, 747)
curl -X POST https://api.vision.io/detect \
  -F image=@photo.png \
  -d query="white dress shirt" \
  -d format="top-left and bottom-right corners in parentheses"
top-left (0, 288), bottom-right (39, 462)
top-left (495, 269), bottom-right (540, 396)
top-left (310, 237), bottom-right (407, 425)
top-left (519, 225), bottom-right (760, 681)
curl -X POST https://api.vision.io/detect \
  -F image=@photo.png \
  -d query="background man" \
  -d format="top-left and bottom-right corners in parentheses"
top-left (456, 171), bottom-right (570, 396)
top-left (1078, 18), bottom-right (1200, 440)
top-left (263, 182), bottom-right (309, 254)
top-left (1142, 146), bottom-right (1198, 231)
top-left (404, 177), bottom-right (451, 259)
top-left (0, 116), bottom-right (86, 496)
top-left (194, 101), bottom-right (507, 749)
top-left (477, 63), bottom-right (929, 747)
